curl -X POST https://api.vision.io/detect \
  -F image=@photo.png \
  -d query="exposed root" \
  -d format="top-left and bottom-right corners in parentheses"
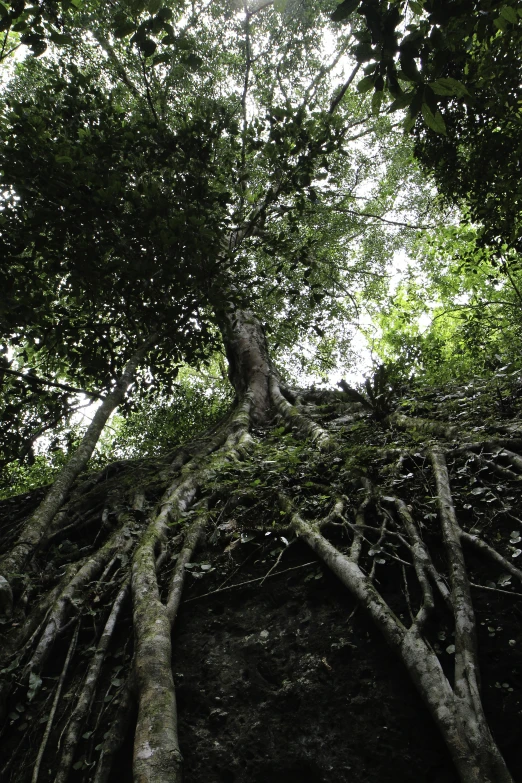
top-left (464, 451), bottom-right (521, 482)
top-left (92, 686), bottom-right (135, 783)
top-left (54, 582), bottom-right (129, 783)
top-left (25, 524), bottom-right (135, 680)
top-left (390, 412), bottom-right (459, 440)
top-left (383, 497), bottom-right (451, 613)
top-left (4, 376), bottom-right (522, 783)
top-left (131, 392), bottom-right (255, 783)
top-left (31, 621), bottom-right (80, 783)
top-left (166, 515), bottom-right (206, 623)
top-left (349, 487), bottom-right (370, 563)
top-left (430, 447), bottom-right (482, 710)
top-left (132, 534), bottom-right (182, 783)
top-left (269, 376), bottom-right (331, 449)
top-left (460, 531), bottom-right (522, 583)
top-left (280, 486), bottom-right (515, 782)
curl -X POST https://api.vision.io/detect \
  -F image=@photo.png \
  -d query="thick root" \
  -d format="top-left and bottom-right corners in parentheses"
top-left (269, 377), bottom-right (332, 449)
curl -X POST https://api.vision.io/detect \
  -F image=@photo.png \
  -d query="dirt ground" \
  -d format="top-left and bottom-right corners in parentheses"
top-left (134, 535), bottom-right (519, 783)
top-left (101, 538), bottom-right (425, 782)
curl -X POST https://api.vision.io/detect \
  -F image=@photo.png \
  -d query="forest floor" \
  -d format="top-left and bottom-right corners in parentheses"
top-left (3, 370), bottom-right (522, 782)
top-left (143, 533), bottom-right (522, 783)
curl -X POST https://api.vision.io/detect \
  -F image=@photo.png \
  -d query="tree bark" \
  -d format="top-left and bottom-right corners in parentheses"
top-left (219, 308), bottom-right (272, 423)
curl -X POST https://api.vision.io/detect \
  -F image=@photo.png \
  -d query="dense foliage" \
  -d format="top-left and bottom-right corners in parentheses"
top-left (330, 0), bottom-right (522, 254)
top-left (0, 0), bottom-right (441, 482)
top-left (1, 3), bottom-right (522, 783)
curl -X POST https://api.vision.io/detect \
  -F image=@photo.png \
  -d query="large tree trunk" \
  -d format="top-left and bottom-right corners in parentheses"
top-left (219, 308), bottom-right (273, 422)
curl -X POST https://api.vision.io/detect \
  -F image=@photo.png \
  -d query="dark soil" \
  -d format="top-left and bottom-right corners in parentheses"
top-left (162, 539), bottom-right (458, 783)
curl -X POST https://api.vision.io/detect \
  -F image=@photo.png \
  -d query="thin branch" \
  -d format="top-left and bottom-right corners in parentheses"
top-left (247, 0), bottom-right (275, 17)
top-left (504, 263), bottom-right (522, 309)
top-left (140, 52), bottom-right (160, 125)
top-left (0, 30), bottom-right (21, 63)
top-left (329, 63), bottom-right (361, 115)
top-left (431, 300), bottom-right (522, 323)
top-left (470, 582), bottom-right (522, 598)
top-left (333, 206), bottom-right (435, 230)
top-left (344, 119), bottom-right (402, 143)
top-left (301, 39), bottom-right (353, 111)
top-left (0, 367), bottom-right (104, 400)
top-left (92, 31), bottom-right (142, 100)
top-left (183, 561), bottom-right (317, 603)
top-left (239, 4), bottom-right (253, 216)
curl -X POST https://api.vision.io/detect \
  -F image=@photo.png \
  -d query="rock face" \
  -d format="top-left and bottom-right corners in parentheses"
top-left (169, 546), bottom-right (452, 783)
top-left (138, 537), bottom-right (517, 783)
top-left (101, 541), bottom-right (425, 783)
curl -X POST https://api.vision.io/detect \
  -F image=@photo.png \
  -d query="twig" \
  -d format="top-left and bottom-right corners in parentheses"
top-left (260, 539), bottom-right (294, 585)
top-left (333, 206), bottom-right (435, 230)
top-left (183, 561), bottom-right (317, 603)
top-left (470, 582), bottom-right (522, 598)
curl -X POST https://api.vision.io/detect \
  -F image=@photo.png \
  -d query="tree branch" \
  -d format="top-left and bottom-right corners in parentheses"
top-left (92, 31), bottom-right (142, 100)
top-left (329, 62), bottom-right (361, 115)
top-left (0, 367), bottom-right (104, 400)
top-left (333, 206), bottom-right (436, 230)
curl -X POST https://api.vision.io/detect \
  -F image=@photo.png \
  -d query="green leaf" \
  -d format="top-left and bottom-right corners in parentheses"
top-left (49, 31), bottom-right (73, 45)
top-left (399, 57), bottom-right (421, 82)
top-left (354, 42), bottom-right (374, 62)
top-left (55, 155), bottom-right (74, 164)
top-left (138, 38), bottom-right (157, 56)
top-left (148, 0), bottom-right (163, 11)
top-left (500, 5), bottom-right (518, 24)
top-left (421, 103), bottom-right (447, 134)
top-left (357, 75), bottom-right (374, 93)
top-left (152, 52), bottom-right (171, 66)
top-left (157, 6), bottom-right (173, 20)
top-left (28, 671), bottom-right (42, 702)
top-left (388, 92), bottom-right (412, 112)
top-left (403, 112), bottom-right (416, 133)
top-left (331, 0), bottom-right (360, 23)
top-left (184, 52), bottom-right (203, 71)
top-left (114, 20), bottom-right (136, 38)
top-left (429, 77), bottom-right (469, 98)
top-left (371, 90), bottom-right (384, 115)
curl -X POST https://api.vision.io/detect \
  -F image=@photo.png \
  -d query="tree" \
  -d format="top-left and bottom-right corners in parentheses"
top-left (1, 3), bottom-right (522, 782)
top-left (365, 223), bottom-right (522, 384)
top-left (330, 0), bottom-right (522, 252)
